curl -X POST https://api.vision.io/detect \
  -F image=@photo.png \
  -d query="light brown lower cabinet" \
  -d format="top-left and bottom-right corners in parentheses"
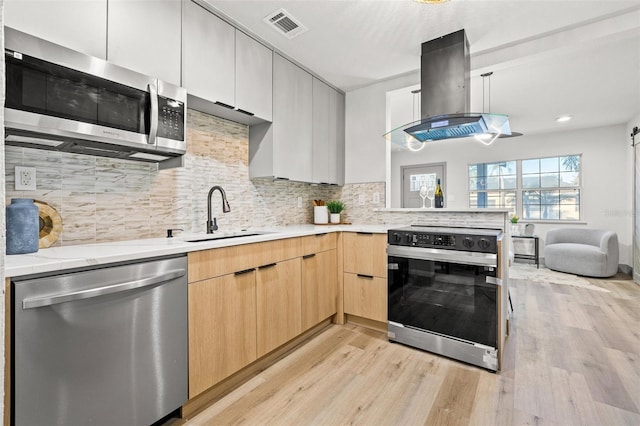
top-left (256, 258), bottom-right (302, 357)
top-left (188, 270), bottom-right (257, 398)
top-left (301, 250), bottom-right (337, 331)
top-left (343, 273), bottom-right (387, 323)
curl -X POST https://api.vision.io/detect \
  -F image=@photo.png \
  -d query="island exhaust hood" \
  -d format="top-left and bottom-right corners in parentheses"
top-left (385, 29), bottom-right (512, 148)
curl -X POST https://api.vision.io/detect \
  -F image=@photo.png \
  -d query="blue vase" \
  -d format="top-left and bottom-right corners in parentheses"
top-left (6, 198), bottom-right (39, 255)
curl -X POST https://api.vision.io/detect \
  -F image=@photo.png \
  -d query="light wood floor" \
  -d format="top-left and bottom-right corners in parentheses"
top-left (178, 272), bottom-right (640, 426)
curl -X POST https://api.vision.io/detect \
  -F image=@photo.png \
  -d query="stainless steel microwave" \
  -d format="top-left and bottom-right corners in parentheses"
top-left (4, 27), bottom-right (187, 168)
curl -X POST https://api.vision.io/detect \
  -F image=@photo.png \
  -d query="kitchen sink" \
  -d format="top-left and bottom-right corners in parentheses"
top-left (183, 231), bottom-right (271, 243)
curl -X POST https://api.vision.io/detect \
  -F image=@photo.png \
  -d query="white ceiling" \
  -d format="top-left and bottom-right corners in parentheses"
top-left (205, 0), bottom-right (640, 136)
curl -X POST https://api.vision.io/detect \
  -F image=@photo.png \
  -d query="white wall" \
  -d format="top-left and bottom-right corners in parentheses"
top-left (390, 125), bottom-right (634, 266)
top-left (344, 71), bottom-right (418, 183)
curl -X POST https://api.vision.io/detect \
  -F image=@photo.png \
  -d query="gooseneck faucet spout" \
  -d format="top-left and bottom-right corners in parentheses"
top-left (207, 185), bottom-right (231, 234)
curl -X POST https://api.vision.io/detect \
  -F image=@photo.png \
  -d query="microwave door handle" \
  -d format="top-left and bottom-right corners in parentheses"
top-left (147, 83), bottom-right (158, 145)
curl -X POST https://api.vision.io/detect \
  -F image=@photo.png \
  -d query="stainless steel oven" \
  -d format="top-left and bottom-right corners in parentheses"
top-left (387, 226), bottom-right (502, 371)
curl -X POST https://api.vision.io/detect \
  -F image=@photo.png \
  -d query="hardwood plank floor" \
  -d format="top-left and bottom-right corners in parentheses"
top-left (175, 273), bottom-right (640, 426)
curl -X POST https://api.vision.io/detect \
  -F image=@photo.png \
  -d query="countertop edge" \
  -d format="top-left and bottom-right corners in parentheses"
top-left (5, 225), bottom-right (394, 278)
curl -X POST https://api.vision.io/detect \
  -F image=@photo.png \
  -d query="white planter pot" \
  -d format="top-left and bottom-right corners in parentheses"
top-left (314, 206), bottom-right (328, 224)
top-left (330, 213), bottom-right (341, 224)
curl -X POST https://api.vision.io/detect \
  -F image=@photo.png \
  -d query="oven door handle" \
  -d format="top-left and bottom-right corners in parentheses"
top-left (387, 245), bottom-right (497, 267)
top-left (486, 276), bottom-right (503, 287)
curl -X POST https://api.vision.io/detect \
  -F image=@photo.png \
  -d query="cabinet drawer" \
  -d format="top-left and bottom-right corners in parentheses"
top-left (301, 233), bottom-right (337, 255)
top-left (343, 232), bottom-right (387, 278)
top-left (343, 272), bottom-right (387, 323)
top-left (188, 238), bottom-right (302, 282)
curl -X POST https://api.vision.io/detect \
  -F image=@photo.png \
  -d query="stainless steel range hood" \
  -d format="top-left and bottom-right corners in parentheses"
top-left (385, 29), bottom-right (512, 148)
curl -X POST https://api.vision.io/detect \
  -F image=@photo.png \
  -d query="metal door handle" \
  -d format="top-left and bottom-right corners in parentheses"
top-left (147, 83), bottom-right (158, 145)
top-left (22, 269), bottom-right (186, 309)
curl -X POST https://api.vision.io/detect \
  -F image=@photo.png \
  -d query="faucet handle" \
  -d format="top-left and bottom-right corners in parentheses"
top-left (166, 228), bottom-right (184, 238)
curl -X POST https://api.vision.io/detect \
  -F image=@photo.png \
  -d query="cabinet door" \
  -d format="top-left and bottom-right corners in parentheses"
top-left (236, 31), bottom-right (272, 121)
top-left (5, 0), bottom-right (107, 59)
top-left (343, 273), bottom-right (387, 323)
top-left (182, 0), bottom-right (235, 106)
top-left (312, 78), bottom-right (331, 184)
top-left (256, 258), bottom-right (302, 357)
top-left (273, 54), bottom-right (313, 182)
top-left (302, 250), bottom-right (337, 331)
top-left (188, 271), bottom-right (257, 398)
top-left (330, 89), bottom-right (346, 185)
top-left (343, 233), bottom-right (388, 278)
top-left (108, 0), bottom-right (181, 85)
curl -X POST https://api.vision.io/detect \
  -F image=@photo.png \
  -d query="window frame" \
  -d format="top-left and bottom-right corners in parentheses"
top-left (468, 154), bottom-right (582, 222)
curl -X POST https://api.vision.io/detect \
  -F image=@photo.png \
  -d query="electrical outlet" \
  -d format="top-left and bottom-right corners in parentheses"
top-left (373, 192), bottom-right (380, 204)
top-left (358, 194), bottom-right (365, 205)
top-left (297, 196), bottom-right (302, 208)
top-left (15, 166), bottom-right (36, 191)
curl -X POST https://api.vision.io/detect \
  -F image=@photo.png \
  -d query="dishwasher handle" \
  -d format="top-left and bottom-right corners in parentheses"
top-left (22, 268), bottom-right (186, 310)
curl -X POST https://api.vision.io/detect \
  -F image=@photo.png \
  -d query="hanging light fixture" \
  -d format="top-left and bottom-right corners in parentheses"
top-left (405, 89), bottom-right (426, 152)
top-left (474, 72), bottom-right (501, 146)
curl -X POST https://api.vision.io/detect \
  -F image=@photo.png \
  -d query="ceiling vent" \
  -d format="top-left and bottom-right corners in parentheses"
top-left (263, 9), bottom-right (308, 39)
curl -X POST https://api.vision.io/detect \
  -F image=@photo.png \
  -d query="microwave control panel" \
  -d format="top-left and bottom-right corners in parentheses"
top-left (157, 97), bottom-right (185, 141)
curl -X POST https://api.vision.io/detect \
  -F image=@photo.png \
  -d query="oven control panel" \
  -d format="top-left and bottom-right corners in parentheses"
top-left (388, 227), bottom-right (499, 254)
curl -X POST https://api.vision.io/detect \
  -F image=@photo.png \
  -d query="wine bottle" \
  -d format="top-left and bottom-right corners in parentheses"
top-left (434, 178), bottom-right (444, 208)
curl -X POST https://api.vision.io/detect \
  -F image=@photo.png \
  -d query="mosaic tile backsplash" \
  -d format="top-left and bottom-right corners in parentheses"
top-left (4, 110), bottom-right (371, 246)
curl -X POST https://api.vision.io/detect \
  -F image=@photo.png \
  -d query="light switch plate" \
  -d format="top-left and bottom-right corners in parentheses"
top-left (297, 196), bottom-right (302, 208)
top-left (15, 166), bottom-right (36, 190)
top-left (358, 194), bottom-right (365, 205)
top-left (373, 192), bottom-right (380, 204)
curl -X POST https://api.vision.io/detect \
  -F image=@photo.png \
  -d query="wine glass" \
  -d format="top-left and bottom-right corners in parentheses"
top-left (419, 185), bottom-right (428, 208)
top-left (425, 184), bottom-right (436, 208)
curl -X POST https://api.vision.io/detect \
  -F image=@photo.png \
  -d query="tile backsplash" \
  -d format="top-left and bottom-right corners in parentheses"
top-left (5, 110), bottom-right (378, 247)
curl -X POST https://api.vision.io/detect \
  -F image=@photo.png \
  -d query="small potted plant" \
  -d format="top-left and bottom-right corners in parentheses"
top-left (510, 214), bottom-right (519, 234)
top-left (326, 200), bottom-right (345, 224)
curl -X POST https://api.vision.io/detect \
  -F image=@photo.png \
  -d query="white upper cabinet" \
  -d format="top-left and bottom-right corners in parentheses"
top-left (273, 55), bottom-right (313, 182)
top-left (182, 0), bottom-right (235, 107)
top-left (107, 0), bottom-right (182, 85)
top-left (249, 54), bottom-right (312, 181)
top-left (183, 1), bottom-right (272, 123)
top-left (5, 0), bottom-right (107, 59)
top-left (312, 78), bottom-right (345, 185)
top-left (235, 31), bottom-right (273, 121)
top-left (330, 89), bottom-right (346, 185)
top-left (312, 78), bottom-right (331, 184)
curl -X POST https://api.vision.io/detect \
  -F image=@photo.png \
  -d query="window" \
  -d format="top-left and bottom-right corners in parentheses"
top-left (469, 155), bottom-right (581, 221)
top-left (468, 161), bottom-right (517, 211)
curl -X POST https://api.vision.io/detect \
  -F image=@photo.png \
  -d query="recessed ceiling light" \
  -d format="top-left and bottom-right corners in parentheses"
top-left (555, 115), bottom-right (573, 123)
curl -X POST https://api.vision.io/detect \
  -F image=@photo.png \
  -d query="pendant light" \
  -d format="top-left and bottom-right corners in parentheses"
top-left (406, 89), bottom-right (426, 152)
top-left (474, 72), bottom-right (501, 146)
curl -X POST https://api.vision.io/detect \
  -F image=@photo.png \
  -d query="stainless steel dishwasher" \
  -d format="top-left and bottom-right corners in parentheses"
top-left (12, 255), bottom-right (188, 426)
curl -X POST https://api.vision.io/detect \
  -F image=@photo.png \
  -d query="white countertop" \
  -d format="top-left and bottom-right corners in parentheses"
top-left (374, 208), bottom-right (510, 213)
top-left (5, 224), bottom-right (394, 278)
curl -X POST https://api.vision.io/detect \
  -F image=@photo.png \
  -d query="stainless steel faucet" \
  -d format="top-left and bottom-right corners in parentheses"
top-left (207, 185), bottom-right (231, 234)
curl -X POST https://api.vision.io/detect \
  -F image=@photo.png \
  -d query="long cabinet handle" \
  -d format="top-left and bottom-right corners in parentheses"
top-left (315, 233), bottom-right (328, 237)
top-left (22, 269), bottom-right (186, 309)
top-left (234, 268), bottom-right (256, 276)
top-left (356, 232), bottom-right (373, 235)
top-left (258, 263), bottom-right (277, 269)
top-left (303, 254), bottom-right (316, 259)
top-left (357, 274), bottom-right (374, 279)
